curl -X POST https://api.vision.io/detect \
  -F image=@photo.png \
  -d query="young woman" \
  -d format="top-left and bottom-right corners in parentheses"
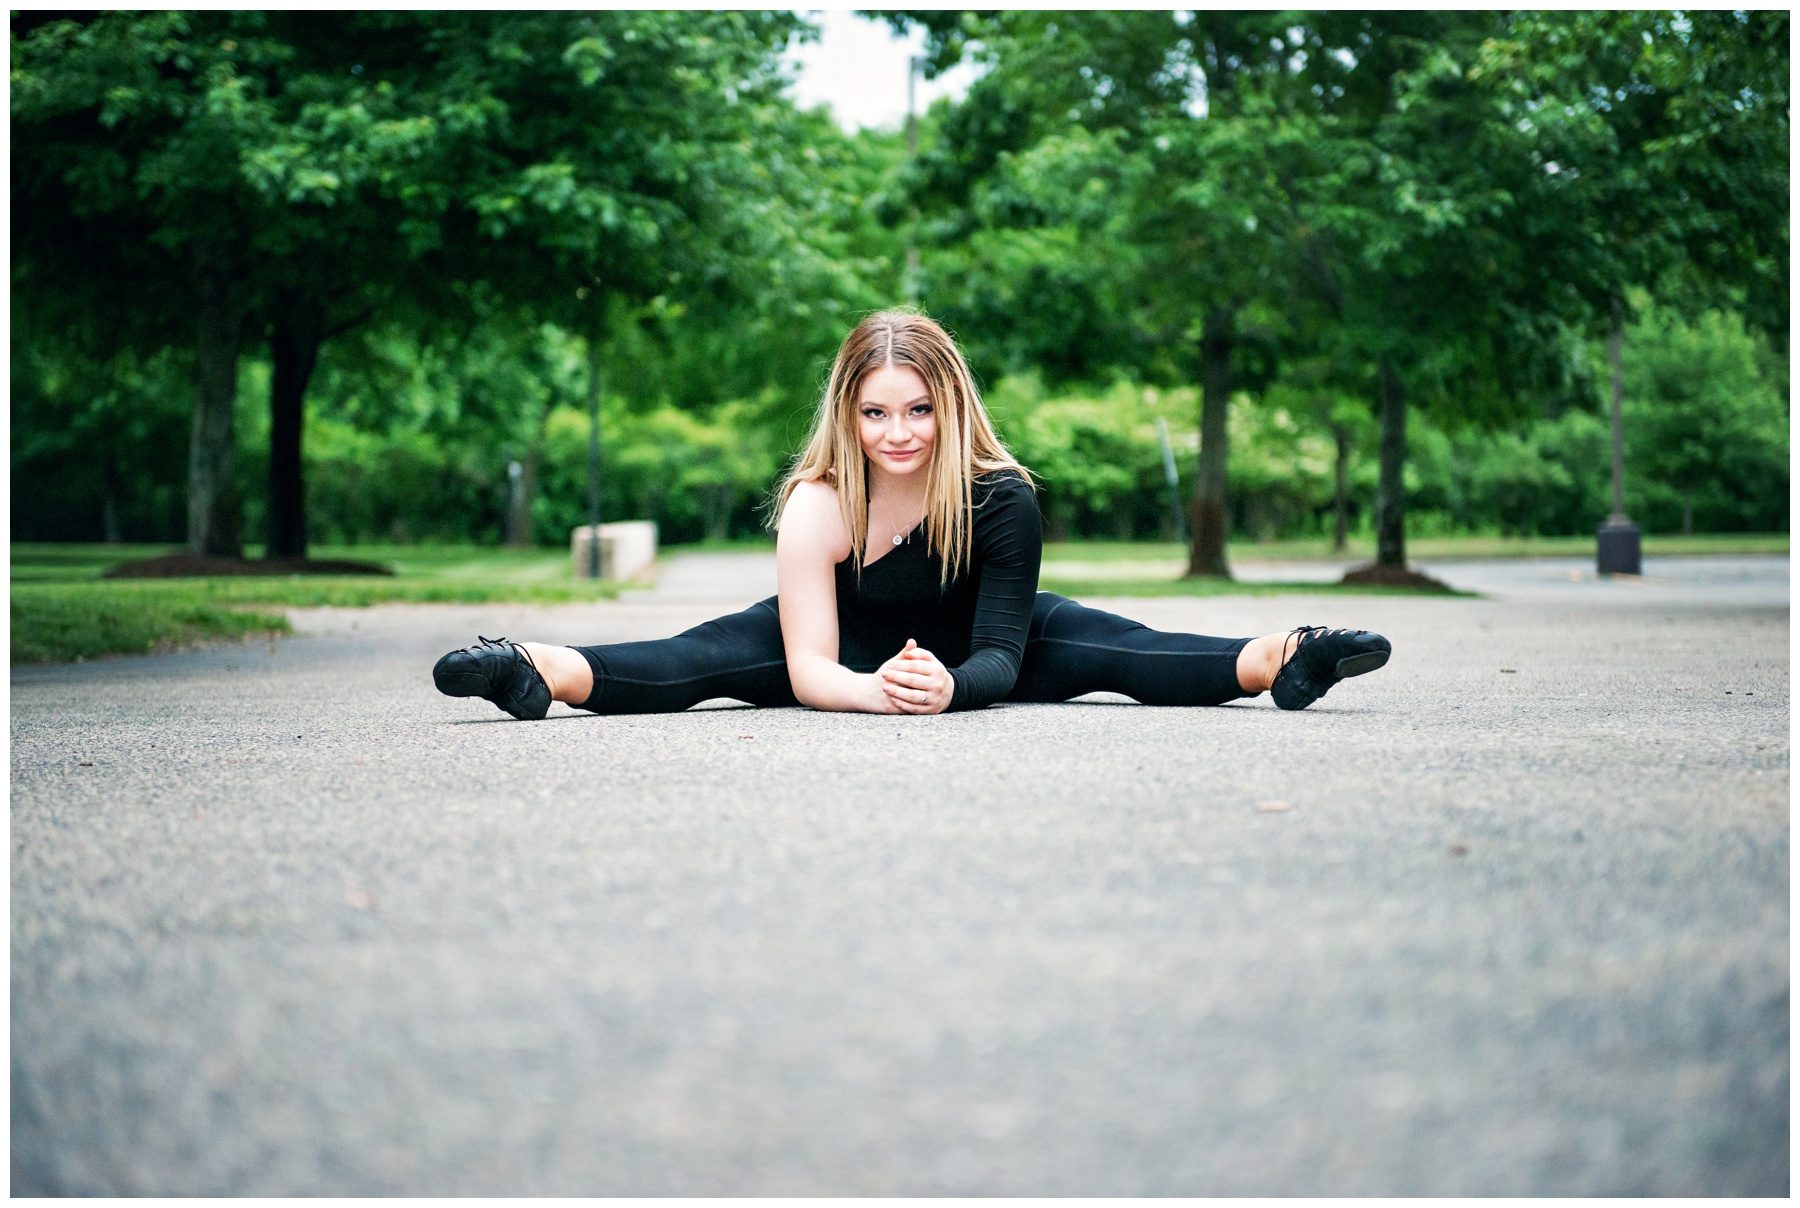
top-left (432, 310), bottom-right (1391, 720)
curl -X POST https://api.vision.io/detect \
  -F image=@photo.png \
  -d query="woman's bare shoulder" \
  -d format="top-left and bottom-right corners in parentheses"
top-left (777, 478), bottom-right (851, 562)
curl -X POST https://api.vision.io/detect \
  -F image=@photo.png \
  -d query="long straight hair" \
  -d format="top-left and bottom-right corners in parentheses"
top-left (774, 308), bottom-right (1028, 583)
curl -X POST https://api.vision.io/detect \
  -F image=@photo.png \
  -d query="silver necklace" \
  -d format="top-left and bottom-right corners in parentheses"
top-left (873, 494), bottom-right (914, 546)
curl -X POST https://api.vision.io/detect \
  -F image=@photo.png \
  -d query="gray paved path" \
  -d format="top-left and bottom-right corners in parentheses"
top-left (11, 561), bottom-right (1789, 1194)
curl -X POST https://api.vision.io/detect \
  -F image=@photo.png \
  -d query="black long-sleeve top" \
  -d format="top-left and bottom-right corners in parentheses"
top-left (832, 470), bottom-right (1042, 711)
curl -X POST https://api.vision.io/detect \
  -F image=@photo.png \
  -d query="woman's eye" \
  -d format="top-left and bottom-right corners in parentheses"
top-left (910, 406), bottom-right (933, 417)
top-left (861, 409), bottom-right (883, 420)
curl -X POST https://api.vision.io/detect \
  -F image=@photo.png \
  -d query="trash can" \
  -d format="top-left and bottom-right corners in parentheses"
top-left (1596, 518), bottom-right (1642, 576)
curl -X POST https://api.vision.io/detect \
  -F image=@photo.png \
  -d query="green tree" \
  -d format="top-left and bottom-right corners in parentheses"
top-left (1286, 13), bottom-right (1572, 572)
top-left (13, 11), bottom-right (813, 557)
top-left (886, 11), bottom-right (1321, 576)
top-left (1471, 11), bottom-right (1788, 527)
top-left (15, 12), bottom-right (258, 554)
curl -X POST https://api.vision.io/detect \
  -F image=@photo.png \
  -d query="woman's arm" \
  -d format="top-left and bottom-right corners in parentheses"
top-left (776, 480), bottom-right (899, 713)
top-left (942, 474), bottom-right (1042, 711)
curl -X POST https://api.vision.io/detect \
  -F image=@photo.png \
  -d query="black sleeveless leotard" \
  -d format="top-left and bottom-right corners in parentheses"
top-left (833, 470), bottom-right (1040, 710)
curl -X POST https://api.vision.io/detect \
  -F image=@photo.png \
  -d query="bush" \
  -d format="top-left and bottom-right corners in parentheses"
top-left (13, 304), bottom-right (1785, 549)
top-left (1621, 307), bottom-right (1789, 533)
top-left (533, 395), bottom-right (790, 545)
top-left (985, 373), bottom-right (1185, 540)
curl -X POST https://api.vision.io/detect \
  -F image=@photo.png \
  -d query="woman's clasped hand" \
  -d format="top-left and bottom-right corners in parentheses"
top-left (876, 638), bottom-right (955, 714)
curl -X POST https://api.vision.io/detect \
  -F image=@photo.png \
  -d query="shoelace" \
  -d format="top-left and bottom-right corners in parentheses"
top-left (1281, 624), bottom-right (1326, 669)
top-left (1279, 625), bottom-right (1369, 673)
top-left (473, 635), bottom-right (543, 695)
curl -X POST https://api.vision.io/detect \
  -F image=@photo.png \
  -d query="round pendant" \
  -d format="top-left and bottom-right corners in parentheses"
top-left (892, 534), bottom-right (904, 545)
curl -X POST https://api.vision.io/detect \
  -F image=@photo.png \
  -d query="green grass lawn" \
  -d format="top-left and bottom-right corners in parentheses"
top-left (1035, 532), bottom-right (1784, 597)
top-left (1035, 575), bottom-right (1474, 598)
top-left (1039, 531), bottom-right (1789, 564)
top-left (11, 584), bottom-right (294, 665)
top-left (11, 542), bottom-right (620, 664)
top-left (11, 541), bottom-right (627, 593)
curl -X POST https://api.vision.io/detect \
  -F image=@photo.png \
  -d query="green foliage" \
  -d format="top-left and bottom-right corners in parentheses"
top-left (991, 375), bottom-right (1356, 542)
top-left (10, 342), bottom-right (193, 541)
top-left (9, 12), bottom-right (1789, 558)
top-left (16, 303), bottom-right (1781, 547)
top-left (1407, 410), bottom-right (1612, 537)
top-left (1469, 411), bottom-right (1612, 536)
top-left (1218, 395), bottom-right (1343, 540)
top-left (1622, 305), bottom-right (1790, 532)
top-left (1389, 304), bottom-right (1788, 536)
top-left (985, 374), bottom-right (1183, 538)
top-left (13, 10), bottom-right (817, 295)
top-left (1474, 11), bottom-right (1789, 339)
top-left (534, 397), bottom-right (788, 544)
top-left (11, 9), bottom-right (847, 555)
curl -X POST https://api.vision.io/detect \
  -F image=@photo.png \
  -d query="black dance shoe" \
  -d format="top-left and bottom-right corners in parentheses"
top-left (433, 636), bottom-right (552, 720)
top-left (1269, 625), bottom-right (1391, 711)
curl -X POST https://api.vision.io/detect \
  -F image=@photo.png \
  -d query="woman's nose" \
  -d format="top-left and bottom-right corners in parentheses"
top-left (888, 414), bottom-right (910, 442)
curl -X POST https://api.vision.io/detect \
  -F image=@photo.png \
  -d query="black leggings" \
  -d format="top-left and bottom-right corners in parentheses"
top-left (572, 593), bottom-right (1254, 713)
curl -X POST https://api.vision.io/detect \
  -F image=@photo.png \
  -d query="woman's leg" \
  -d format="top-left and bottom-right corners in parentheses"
top-left (516, 643), bottom-right (597, 704)
top-left (564, 596), bottom-right (798, 714)
top-left (1007, 594), bottom-right (1388, 708)
top-left (1007, 593), bottom-right (1258, 706)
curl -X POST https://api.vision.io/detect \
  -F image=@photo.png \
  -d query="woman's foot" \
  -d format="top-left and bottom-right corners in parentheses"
top-left (432, 636), bottom-right (552, 720)
top-left (1267, 625), bottom-right (1391, 710)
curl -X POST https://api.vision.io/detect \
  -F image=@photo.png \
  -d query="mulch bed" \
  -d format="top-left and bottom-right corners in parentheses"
top-left (102, 554), bottom-right (394, 579)
top-left (1339, 562), bottom-right (1454, 592)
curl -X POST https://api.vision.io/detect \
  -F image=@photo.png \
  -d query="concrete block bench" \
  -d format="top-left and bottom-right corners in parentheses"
top-left (571, 521), bottom-right (657, 582)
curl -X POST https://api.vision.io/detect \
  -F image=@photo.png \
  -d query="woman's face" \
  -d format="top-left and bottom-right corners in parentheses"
top-left (856, 364), bottom-right (936, 481)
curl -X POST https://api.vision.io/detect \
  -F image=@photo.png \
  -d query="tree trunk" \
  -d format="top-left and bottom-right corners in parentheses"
top-left (1187, 304), bottom-right (1234, 578)
top-left (188, 243), bottom-right (242, 557)
top-left (1332, 421), bottom-right (1350, 552)
top-left (1375, 355), bottom-right (1406, 569)
top-left (267, 289), bottom-right (327, 560)
top-left (1681, 487), bottom-right (1694, 536)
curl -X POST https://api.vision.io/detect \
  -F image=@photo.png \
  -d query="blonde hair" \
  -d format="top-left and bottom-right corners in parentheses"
top-left (775, 308), bottom-right (1028, 583)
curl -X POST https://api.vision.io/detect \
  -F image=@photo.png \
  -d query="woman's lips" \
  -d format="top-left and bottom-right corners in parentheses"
top-left (883, 449), bottom-right (918, 460)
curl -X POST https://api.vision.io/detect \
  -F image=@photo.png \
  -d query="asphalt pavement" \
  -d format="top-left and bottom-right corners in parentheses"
top-left (11, 556), bottom-right (1789, 1194)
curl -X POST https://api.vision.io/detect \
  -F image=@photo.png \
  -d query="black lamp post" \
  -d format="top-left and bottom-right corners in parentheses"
top-left (1597, 293), bottom-right (1642, 575)
top-left (585, 334), bottom-right (603, 580)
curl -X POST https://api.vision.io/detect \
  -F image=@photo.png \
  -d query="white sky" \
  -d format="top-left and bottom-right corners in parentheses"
top-left (785, 10), bottom-right (984, 134)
